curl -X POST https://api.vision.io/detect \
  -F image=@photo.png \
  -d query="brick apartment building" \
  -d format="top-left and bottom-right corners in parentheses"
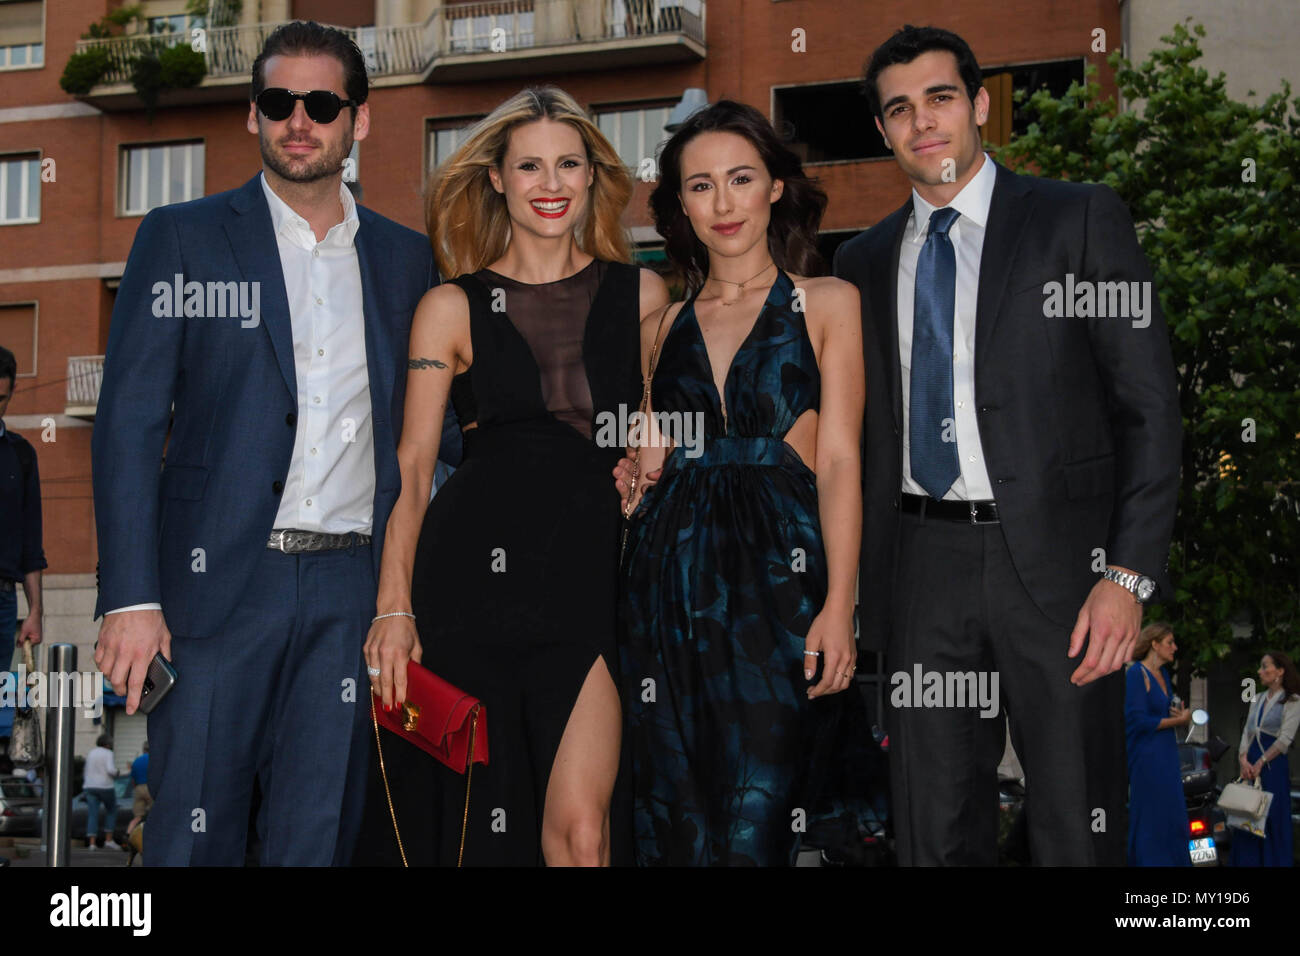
top-left (0, 0), bottom-right (1118, 760)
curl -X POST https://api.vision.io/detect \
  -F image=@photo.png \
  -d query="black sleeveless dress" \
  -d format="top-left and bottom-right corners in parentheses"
top-left (353, 259), bottom-right (641, 866)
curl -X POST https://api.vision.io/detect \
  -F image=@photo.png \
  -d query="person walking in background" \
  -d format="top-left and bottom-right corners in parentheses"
top-left (128, 740), bottom-right (151, 836)
top-left (1125, 622), bottom-right (1191, 865)
top-left (82, 734), bottom-right (121, 851)
top-left (833, 24), bottom-right (1182, 865)
top-left (1232, 650), bottom-right (1299, 867)
top-left (0, 344), bottom-right (46, 673)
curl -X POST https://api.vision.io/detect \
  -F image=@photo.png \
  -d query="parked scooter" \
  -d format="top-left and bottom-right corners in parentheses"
top-left (1179, 708), bottom-right (1233, 866)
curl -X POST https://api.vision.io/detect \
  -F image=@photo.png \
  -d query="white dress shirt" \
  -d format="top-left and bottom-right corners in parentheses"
top-left (261, 172), bottom-right (375, 535)
top-left (107, 174), bottom-right (375, 615)
top-left (898, 151), bottom-right (997, 501)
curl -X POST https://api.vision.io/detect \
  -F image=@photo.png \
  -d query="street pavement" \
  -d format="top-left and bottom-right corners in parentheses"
top-left (1, 838), bottom-right (136, 867)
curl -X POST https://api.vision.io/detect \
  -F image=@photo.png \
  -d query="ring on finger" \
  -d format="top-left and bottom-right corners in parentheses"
top-left (367, 666), bottom-right (381, 677)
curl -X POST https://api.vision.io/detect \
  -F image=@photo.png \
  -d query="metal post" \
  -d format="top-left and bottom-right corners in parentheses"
top-left (44, 643), bottom-right (76, 867)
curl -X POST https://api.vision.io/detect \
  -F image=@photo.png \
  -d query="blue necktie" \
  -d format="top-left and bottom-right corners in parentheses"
top-left (909, 205), bottom-right (962, 500)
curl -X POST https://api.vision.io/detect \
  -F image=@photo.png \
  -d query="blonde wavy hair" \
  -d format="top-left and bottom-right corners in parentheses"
top-left (1134, 621), bottom-right (1174, 661)
top-left (425, 86), bottom-right (633, 278)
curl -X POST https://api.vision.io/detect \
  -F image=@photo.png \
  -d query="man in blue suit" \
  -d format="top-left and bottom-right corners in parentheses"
top-left (92, 21), bottom-right (439, 865)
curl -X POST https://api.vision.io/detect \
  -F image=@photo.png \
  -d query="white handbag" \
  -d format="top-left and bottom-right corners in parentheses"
top-left (1217, 718), bottom-right (1274, 835)
top-left (1218, 776), bottom-right (1269, 818)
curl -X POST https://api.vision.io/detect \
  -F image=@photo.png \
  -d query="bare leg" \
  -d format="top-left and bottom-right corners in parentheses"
top-left (540, 656), bottom-right (621, 866)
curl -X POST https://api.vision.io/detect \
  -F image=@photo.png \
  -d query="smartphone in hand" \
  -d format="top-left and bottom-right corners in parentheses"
top-left (138, 653), bottom-right (178, 714)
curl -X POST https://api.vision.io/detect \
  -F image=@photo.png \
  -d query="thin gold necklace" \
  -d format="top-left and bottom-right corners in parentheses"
top-left (709, 261), bottom-right (775, 304)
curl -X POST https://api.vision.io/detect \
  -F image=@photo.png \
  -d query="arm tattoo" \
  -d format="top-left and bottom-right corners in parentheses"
top-left (408, 357), bottom-right (449, 370)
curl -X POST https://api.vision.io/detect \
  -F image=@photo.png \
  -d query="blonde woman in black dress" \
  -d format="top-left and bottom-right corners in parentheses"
top-left (354, 86), bottom-right (669, 865)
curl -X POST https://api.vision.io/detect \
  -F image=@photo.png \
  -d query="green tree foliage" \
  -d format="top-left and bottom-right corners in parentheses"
top-left (995, 22), bottom-right (1299, 674)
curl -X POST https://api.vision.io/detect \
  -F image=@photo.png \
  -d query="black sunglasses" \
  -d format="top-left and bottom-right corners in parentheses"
top-left (256, 88), bottom-right (357, 124)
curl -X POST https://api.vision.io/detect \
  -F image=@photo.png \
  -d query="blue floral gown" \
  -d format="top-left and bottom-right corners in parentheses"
top-left (621, 270), bottom-right (862, 866)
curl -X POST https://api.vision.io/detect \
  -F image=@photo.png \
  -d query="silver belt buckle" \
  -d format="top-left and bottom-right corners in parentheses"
top-left (269, 529), bottom-right (293, 552)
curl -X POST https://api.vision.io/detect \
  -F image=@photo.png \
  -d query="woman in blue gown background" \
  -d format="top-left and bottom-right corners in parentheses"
top-left (1231, 650), bottom-right (1299, 867)
top-left (1125, 622), bottom-right (1192, 866)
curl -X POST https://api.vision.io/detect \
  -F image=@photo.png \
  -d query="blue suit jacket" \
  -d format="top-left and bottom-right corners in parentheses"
top-left (92, 173), bottom-right (440, 638)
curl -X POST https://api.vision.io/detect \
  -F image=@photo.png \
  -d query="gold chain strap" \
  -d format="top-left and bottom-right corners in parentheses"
top-left (624, 303), bottom-right (674, 521)
top-left (459, 708), bottom-right (479, 867)
top-left (371, 695), bottom-right (479, 868)
top-left (370, 694), bottom-right (408, 867)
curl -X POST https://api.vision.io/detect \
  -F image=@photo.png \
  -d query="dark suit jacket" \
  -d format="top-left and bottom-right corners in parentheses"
top-left (834, 161), bottom-right (1181, 649)
top-left (92, 174), bottom-right (437, 639)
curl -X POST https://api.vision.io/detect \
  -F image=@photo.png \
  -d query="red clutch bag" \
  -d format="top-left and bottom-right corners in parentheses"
top-left (370, 660), bottom-right (488, 866)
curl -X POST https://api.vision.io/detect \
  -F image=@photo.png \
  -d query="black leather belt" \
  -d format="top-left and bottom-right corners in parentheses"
top-left (901, 494), bottom-right (1000, 524)
top-left (267, 529), bottom-right (372, 553)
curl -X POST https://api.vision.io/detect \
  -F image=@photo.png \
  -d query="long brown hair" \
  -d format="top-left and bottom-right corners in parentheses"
top-left (650, 99), bottom-right (827, 294)
top-left (425, 86), bottom-right (633, 278)
top-left (1263, 649), bottom-right (1300, 698)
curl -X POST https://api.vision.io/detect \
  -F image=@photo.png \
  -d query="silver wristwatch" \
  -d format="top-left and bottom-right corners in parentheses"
top-left (1103, 566), bottom-right (1157, 604)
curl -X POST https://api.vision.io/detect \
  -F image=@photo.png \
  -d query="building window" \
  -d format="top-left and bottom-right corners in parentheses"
top-left (120, 141), bottom-right (204, 216)
top-left (596, 104), bottom-right (672, 170)
top-left (0, 41), bottom-right (42, 68)
top-left (146, 13), bottom-right (205, 35)
top-left (817, 230), bottom-right (859, 268)
top-left (446, 7), bottom-right (533, 52)
top-left (0, 302), bottom-right (38, 377)
top-left (609, 0), bottom-right (704, 38)
top-left (982, 59), bottom-right (1086, 147)
top-left (0, 153), bottom-right (40, 224)
top-left (0, 0), bottom-right (43, 70)
top-left (773, 82), bottom-right (892, 164)
top-left (426, 116), bottom-right (484, 173)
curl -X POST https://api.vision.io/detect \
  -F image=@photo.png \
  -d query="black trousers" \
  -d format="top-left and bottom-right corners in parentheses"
top-left (886, 510), bottom-right (1126, 865)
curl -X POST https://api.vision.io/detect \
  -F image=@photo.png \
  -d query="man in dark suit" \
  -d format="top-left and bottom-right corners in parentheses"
top-left (92, 22), bottom-right (437, 865)
top-left (833, 25), bottom-right (1181, 865)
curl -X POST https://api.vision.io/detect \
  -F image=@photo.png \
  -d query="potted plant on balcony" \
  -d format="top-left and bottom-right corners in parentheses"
top-left (59, 46), bottom-right (112, 96)
top-left (61, 2), bottom-right (221, 113)
top-left (58, 4), bottom-right (146, 95)
top-left (131, 43), bottom-right (207, 113)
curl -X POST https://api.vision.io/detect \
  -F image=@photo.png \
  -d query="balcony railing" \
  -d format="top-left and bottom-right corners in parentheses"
top-left (65, 355), bottom-right (104, 419)
top-left (73, 22), bottom-right (428, 86)
top-left (70, 0), bottom-right (704, 100)
top-left (426, 0), bottom-right (704, 55)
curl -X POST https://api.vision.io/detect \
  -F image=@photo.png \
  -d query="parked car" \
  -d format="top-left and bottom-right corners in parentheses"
top-left (36, 774), bottom-right (134, 844)
top-left (0, 776), bottom-right (42, 837)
